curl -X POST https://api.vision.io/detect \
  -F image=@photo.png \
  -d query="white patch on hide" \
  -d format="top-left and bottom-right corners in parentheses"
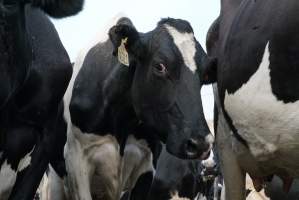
top-left (170, 191), bottom-right (191, 200)
top-left (224, 42), bottom-right (299, 161)
top-left (18, 146), bottom-right (35, 172)
top-left (165, 25), bottom-right (197, 73)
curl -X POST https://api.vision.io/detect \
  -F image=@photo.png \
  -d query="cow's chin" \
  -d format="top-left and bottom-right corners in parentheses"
top-left (184, 147), bottom-right (211, 160)
top-left (166, 139), bottom-right (212, 160)
top-left (199, 149), bottom-right (211, 160)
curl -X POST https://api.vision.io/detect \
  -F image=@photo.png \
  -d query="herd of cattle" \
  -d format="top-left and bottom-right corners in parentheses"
top-left (1, 0), bottom-right (299, 200)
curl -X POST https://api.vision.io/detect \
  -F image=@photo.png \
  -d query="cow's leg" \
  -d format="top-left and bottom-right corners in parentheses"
top-left (130, 171), bottom-right (154, 200)
top-left (216, 107), bottom-right (246, 200)
top-left (8, 139), bottom-right (49, 200)
top-left (64, 136), bottom-right (93, 200)
top-left (9, 104), bottom-right (66, 200)
top-left (0, 161), bottom-right (17, 200)
top-left (0, 123), bottom-right (42, 200)
top-left (39, 166), bottom-right (66, 200)
top-left (0, 124), bottom-right (36, 199)
top-left (38, 174), bottom-right (49, 200)
top-left (120, 136), bottom-right (154, 200)
top-left (90, 141), bottom-right (122, 200)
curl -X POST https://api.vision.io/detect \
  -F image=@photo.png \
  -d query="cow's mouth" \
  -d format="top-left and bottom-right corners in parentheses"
top-left (185, 144), bottom-right (212, 160)
top-left (200, 149), bottom-right (211, 160)
top-left (185, 150), bottom-right (210, 160)
top-left (183, 136), bottom-right (212, 159)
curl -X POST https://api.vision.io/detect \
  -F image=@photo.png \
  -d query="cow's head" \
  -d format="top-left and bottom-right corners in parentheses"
top-left (109, 18), bottom-right (214, 159)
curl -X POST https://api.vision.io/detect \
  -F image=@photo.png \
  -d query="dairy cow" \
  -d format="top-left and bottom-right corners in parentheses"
top-left (43, 15), bottom-right (213, 200)
top-left (206, 0), bottom-right (299, 199)
top-left (0, 0), bottom-right (83, 199)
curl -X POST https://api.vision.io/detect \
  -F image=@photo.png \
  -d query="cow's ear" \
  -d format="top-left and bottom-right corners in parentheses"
top-left (109, 24), bottom-right (145, 66)
top-left (201, 57), bottom-right (217, 85)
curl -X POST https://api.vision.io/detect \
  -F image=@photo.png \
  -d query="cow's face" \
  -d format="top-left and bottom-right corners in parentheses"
top-left (109, 18), bottom-right (214, 159)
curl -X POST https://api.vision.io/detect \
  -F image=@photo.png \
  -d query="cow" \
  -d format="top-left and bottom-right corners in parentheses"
top-left (43, 15), bottom-right (214, 200)
top-left (0, 0), bottom-right (84, 199)
top-left (146, 147), bottom-right (219, 200)
top-left (205, 0), bottom-right (299, 199)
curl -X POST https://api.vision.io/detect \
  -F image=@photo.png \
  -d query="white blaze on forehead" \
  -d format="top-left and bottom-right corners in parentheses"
top-left (18, 146), bottom-right (35, 172)
top-left (165, 25), bottom-right (197, 73)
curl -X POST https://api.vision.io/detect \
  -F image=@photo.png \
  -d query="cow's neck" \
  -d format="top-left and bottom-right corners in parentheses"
top-left (0, 3), bottom-right (31, 107)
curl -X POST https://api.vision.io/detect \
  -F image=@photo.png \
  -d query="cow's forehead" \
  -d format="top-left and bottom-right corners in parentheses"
top-left (164, 24), bottom-right (197, 73)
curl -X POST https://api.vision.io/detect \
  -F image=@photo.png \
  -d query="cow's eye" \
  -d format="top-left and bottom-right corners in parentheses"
top-left (154, 63), bottom-right (167, 75)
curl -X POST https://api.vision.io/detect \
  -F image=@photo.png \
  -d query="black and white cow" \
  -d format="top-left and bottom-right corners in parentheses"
top-left (205, 0), bottom-right (299, 199)
top-left (0, 0), bottom-right (83, 199)
top-left (43, 15), bottom-right (214, 200)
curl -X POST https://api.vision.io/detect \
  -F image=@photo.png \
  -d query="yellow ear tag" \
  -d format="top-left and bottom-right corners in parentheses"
top-left (118, 37), bottom-right (129, 66)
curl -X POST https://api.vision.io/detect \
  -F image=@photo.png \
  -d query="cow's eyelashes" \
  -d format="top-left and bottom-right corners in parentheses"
top-left (154, 63), bottom-right (167, 75)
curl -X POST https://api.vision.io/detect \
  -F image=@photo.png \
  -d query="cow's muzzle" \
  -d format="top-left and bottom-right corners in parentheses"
top-left (183, 136), bottom-right (212, 159)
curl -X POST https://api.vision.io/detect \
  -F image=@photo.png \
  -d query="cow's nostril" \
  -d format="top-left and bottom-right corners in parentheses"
top-left (184, 138), bottom-right (211, 159)
top-left (185, 138), bottom-right (199, 155)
